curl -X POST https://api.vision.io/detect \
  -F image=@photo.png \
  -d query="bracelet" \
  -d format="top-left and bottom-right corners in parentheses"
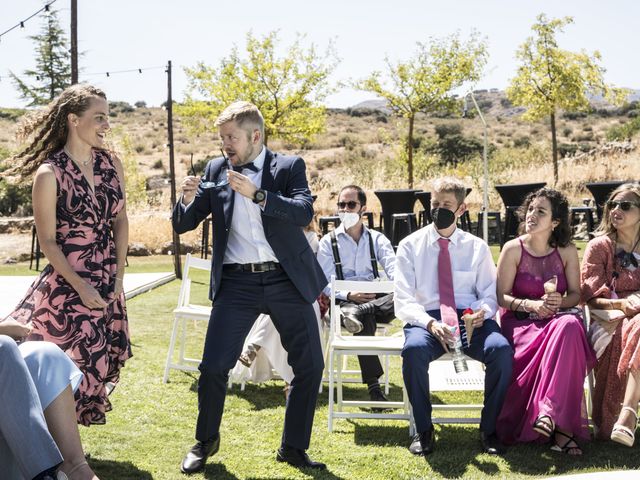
top-left (509, 298), bottom-right (517, 311)
top-left (116, 276), bottom-right (123, 281)
top-left (522, 299), bottom-right (529, 313)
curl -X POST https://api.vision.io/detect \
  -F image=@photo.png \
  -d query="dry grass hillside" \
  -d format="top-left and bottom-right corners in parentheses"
top-left (1, 91), bottom-right (639, 252)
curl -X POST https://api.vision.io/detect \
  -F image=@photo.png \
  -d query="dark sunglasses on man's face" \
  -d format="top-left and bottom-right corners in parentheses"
top-left (337, 201), bottom-right (360, 209)
top-left (607, 200), bottom-right (640, 211)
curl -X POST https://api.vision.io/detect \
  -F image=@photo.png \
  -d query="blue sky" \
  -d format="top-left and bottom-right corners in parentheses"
top-left (1, 0), bottom-right (638, 108)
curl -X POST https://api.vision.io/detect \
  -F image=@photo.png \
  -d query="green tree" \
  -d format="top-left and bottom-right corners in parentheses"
top-left (10, 8), bottom-right (71, 106)
top-left (507, 14), bottom-right (626, 184)
top-left (356, 33), bottom-right (488, 187)
top-left (177, 31), bottom-right (338, 146)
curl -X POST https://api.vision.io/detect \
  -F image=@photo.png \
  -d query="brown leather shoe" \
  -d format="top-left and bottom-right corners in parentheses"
top-left (180, 435), bottom-right (220, 474)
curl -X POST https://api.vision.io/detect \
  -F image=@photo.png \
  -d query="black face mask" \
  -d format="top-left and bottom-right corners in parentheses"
top-left (431, 207), bottom-right (457, 230)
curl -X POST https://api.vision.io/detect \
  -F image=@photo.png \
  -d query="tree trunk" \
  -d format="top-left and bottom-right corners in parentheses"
top-left (407, 114), bottom-right (415, 188)
top-left (263, 129), bottom-right (269, 148)
top-left (550, 112), bottom-right (558, 186)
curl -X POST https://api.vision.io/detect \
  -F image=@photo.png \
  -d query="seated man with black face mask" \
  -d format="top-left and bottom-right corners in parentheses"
top-left (394, 176), bottom-right (513, 457)
top-left (317, 185), bottom-right (396, 405)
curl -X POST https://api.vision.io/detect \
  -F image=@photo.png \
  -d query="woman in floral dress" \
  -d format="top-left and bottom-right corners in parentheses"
top-left (5, 84), bottom-right (131, 426)
top-left (581, 182), bottom-right (640, 445)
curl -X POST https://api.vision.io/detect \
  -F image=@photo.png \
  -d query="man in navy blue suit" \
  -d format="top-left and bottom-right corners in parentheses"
top-left (172, 101), bottom-right (327, 474)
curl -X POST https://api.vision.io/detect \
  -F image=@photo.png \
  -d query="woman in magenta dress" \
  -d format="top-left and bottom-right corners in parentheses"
top-left (496, 188), bottom-right (595, 454)
top-left (5, 84), bottom-right (131, 426)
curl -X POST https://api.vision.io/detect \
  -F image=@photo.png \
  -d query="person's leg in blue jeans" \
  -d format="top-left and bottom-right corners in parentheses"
top-left (0, 335), bottom-right (62, 479)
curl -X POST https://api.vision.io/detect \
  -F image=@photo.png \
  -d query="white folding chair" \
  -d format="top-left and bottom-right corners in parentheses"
top-left (428, 352), bottom-right (485, 424)
top-left (163, 253), bottom-right (212, 383)
top-left (582, 305), bottom-right (596, 421)
top-left (425, 308), bottom-right (489, 424)
top-left (327, 276), bottom-right (414, 433)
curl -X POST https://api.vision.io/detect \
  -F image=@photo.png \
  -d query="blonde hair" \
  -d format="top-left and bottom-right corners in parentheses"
top-left (594, 182), bottom-right (640, 237)
top-left (432, 176), bottom-right (467, 205)
top-left (5, 84), bottom-right (107, 181)
top-left (214, 101), bottom-right (264, 140)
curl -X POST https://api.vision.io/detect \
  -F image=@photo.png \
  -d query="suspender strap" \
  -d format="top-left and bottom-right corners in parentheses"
top-left (331, 229), bottom-right (379, 281)
top-left (368, 232), bottom-right (379, 279)
top-left (330, 230), bottom-right (344, 280)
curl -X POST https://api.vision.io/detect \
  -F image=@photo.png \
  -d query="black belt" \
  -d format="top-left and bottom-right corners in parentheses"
top-left (223, 261), bottom-right (282, 273)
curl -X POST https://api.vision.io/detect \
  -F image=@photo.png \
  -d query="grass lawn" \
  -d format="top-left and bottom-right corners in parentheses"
top-left (3, 247), bottom-right (638, 479)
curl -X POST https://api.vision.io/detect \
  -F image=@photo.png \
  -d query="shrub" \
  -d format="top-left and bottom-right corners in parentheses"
top-left (562, 127), bottom-right (573, 137)
top-left (109, 101), bottom-right (135, 113)
top-left (152, 159), bottom-right (164, 169)
top-left (0, 181), bottom-right (31, 216)
top-left (478, 99), bottom-right (493, 110)
top-left (562, 111), bottom-right (588, 120)
top-left (513, 136), bottom-right (531, 148)
top-left (606, 116), bottom-right (640, 141)
top-left (557, 143), bottom-right (578, 158)
top-left (0, 108), bottom-right (26, 121)
top-left (500, 98), bottom-right (513, 108)
top-left (429, 123), bottom-right (484, 165)
top-left (134, 101), bottom-right (147, 108)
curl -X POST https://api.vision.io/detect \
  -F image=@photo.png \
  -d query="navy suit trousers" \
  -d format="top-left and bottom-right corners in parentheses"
top-left (402, 309), bottom-right (513, 435)
top-left (196, 268), bottom-right (324, 450)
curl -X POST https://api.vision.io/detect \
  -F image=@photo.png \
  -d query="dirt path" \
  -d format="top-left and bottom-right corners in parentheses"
top-left (0, 234), bottom-right (32, 260)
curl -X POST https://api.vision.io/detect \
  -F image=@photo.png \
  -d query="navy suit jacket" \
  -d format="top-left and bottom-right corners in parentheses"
top-left (172, 149), bottom-right (327, 304)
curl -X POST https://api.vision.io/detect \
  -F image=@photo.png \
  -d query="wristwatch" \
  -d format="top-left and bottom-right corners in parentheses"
top-left (252, 189), bottom-right (266, 204)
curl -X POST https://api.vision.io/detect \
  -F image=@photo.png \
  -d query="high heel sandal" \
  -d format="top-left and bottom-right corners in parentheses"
top-left (551, 431), bottom-right (582, 455)
top-left (532, 414), bottom-right (555, 438)
top-left (611, 406), bottom-right (638, 447)
top-left (238, 344), bottom-right (259, 368)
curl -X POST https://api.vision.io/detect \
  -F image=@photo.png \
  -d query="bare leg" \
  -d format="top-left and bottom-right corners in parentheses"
top-left (617, 369), bottom-right (640, 431)
top-left (43, 385), bottom-right (99, 480)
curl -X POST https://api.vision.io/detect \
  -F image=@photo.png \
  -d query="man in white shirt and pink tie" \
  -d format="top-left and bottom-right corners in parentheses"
top-left (394, 176), bottom-right (513, 457)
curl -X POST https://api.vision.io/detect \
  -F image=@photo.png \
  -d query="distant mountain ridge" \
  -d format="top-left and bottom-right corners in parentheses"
top-left (349, 88), bottom-right (640, 117)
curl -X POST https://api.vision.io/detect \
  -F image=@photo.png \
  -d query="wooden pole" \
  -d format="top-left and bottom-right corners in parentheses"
top-left (166, 60), bottom-right (182, 278)
top-left (70, 0), bottom-right (78, 84)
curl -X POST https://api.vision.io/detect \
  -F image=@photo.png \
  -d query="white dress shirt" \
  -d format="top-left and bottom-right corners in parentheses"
top-left (394, 224), bottom-right (498, 329)
top-left (224, 146), bottom-right (278, 264)
top-left (317, 223), bottom-right (396, 300)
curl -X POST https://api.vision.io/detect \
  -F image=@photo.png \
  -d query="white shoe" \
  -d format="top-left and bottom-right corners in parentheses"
top-left (611, 406), bottom-right (638, 447)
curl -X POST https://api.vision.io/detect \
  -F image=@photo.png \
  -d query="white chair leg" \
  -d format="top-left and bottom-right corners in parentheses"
top-left (384, 354), bottom-right (390, 395)
top-left (178, 318), bottom-right (188, 366)
top-left (337, 353), bottom-right (344, 410)
top-left (328, 350), bottom-right (335, 432)
top-left (163, 316), bottom-right (182, 383)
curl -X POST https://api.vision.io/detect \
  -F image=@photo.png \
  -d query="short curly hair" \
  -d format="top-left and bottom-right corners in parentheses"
top-left (517, 187), bottom-right (572, 248)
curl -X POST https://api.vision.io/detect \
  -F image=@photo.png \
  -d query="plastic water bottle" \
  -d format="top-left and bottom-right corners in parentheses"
top-left (448, 325), bottom-right (468, 374)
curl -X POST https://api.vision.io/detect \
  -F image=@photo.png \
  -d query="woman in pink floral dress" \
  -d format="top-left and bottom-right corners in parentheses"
top-left (5, 84), bottom-right (131, 426)
top-left (581, 182), bottom-right (640, 445)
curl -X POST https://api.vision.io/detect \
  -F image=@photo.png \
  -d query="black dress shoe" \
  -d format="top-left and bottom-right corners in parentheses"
top-left (480, 431), bottom-right (506, 455)
top-left (369, 387), bottom-right (392, 413)
top-left (180, 435), bottom-right (220, 474)
top-left (276, 445), bottom-right (326, 470)
top-left (409, 428), bottom-right (435, 456)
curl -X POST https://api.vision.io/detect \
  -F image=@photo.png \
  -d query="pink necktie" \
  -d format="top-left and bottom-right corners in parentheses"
top-left (437, 238), bottom-right (458, 332)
